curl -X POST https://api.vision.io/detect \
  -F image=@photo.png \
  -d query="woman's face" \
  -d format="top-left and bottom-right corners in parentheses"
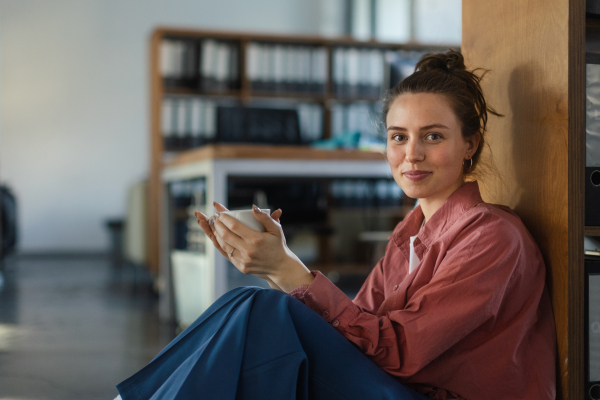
top-left (386, 92), bottom-right (479, 206)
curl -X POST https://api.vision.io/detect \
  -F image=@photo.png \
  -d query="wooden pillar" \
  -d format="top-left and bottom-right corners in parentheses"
top-left (462, 1), bottom-right (585, 398)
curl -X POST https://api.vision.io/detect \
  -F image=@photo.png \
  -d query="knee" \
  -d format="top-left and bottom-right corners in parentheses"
top-left (227, 286), bottom-right (265, 295)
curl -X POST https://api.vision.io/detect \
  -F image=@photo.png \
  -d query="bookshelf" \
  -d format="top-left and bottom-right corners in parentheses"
top-left (463, 1), bottom-right (593, 398)
top-left (147, 27), bottom-right (452, 279)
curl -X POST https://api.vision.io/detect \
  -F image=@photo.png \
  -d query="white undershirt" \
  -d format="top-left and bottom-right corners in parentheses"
top-left (408, 220), bottom-right (425, 274)
top-left (409, 236), bottom-right (420, 274)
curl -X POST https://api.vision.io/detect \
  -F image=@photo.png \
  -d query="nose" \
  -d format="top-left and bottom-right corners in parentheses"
top-left (405, 138), bottom-right (425, 163)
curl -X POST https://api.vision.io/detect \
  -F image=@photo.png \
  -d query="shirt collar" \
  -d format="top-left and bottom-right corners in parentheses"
top-left (393, 181), bottom-right (484, 251)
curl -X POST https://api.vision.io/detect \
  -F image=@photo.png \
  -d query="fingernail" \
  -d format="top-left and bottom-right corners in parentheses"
top-left (253, 204), bottom-right (261, 213)
top-left (214, 212), bottom-right (220, 218)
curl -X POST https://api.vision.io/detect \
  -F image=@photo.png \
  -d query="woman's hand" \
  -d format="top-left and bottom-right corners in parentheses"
top-left (200, 204), bottom-right (314, 293)
top-left (194, 204), bottom-right (286, 291)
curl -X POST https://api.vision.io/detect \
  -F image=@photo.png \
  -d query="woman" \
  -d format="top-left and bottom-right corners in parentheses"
top-left (116, 50), bottom-right (556, 400)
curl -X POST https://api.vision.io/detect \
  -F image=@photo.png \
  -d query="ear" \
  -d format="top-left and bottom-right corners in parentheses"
top-left (465, 132), bottom-right (481, 158)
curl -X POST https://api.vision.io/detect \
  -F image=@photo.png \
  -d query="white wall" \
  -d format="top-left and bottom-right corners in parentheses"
top-left (0, 0), bottom-right (321, 252)
top-left (414, 0), bottom-right (462, 45)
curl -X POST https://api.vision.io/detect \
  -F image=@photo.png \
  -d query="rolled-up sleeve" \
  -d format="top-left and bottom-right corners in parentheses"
top-left (290, 255), bottom-right (387, 326)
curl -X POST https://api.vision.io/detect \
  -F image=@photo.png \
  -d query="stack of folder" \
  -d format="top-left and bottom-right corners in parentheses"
top-left (161, 97), bottom-right (217, 150)
top-left (160, 38), bottom-right (199, 88)
top-left (246, 42), bottom-right (327, 93)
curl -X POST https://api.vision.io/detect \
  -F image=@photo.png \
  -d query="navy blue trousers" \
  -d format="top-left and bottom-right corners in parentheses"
top-left (117, 287), bottom-right (428, 400)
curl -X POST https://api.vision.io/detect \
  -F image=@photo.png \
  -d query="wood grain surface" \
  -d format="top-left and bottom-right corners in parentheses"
top-left (569, 2), bottom-right (586, 399)
top-left (153, 26), bottom-right (453, 50)
top-left (164, 145), bottom-right (387, 167)
top-left (463, 1), bottom-right (584, 398)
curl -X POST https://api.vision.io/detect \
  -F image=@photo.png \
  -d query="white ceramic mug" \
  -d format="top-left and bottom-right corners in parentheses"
top-left (211, 209), bottom-right (270, 232)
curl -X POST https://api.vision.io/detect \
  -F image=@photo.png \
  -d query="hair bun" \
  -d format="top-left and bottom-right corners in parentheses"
top-left (416, 49), bottom-right (466, 73)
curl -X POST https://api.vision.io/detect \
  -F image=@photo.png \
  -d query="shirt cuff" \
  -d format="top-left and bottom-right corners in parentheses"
top-left (288, 271), bottom-right (319, 302)
top-left (302, 271), bottom-right (360, 334)
top-left (289, 285), bottom-right (310, 301)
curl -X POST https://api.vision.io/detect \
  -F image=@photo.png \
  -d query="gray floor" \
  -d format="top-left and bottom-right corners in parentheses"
top-left (0, 254), bottom-right (177, 400)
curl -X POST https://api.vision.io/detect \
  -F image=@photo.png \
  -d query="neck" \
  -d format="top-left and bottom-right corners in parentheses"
top-left (419, 180), bottom-right (466, 224)
top-left (419, 198), bottom-right (443, 225)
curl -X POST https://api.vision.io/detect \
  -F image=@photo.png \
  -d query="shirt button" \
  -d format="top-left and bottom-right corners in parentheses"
top-left (322, 311), bottom-right (330, 318)
top-left (332, 320), bottom-right (340, 327)
top-left (393, 284), bottom-right (399, 291)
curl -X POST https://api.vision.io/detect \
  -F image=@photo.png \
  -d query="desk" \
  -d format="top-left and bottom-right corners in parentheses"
top-left (159, 145), bottom-right (393, 322)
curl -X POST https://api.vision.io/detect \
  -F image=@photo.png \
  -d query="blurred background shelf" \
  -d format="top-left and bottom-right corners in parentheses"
top-left (163, 144), bottom-right (387, 166)
top-left (585, 226), bottom-right (600, 236)
top-left (147, 27), bottom-right (443, 328)
top-left (148, 28), bottom-right (449, 286)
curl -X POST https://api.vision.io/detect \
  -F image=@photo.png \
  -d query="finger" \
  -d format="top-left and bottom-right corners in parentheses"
top-left (203, 221), bottom-right (229, 258)
top-left (213, 201), bottom-right (229, 213)
top-left (213, 230), bottom-right (239, 263)
top-left (196, 212), bottom-right (217, 241)
top-left (201, 220), bottom-right (223, 251)
top-left (197, 218), bottom-right (213, 237)
top-left (195, 212), bottom-right (229, 257)
top-left (213, 230), bottom-right (232, 256)
top-left (195, 211), bottom-right (208, 222)
top-left (252, 205), bottom-right (282, 235)
top-left (213, 216), bottom-right (247, 249)
top-left (216, 212), bottom-right (259, 239)
top-left (271, 208), bottom-right (282, 223)
top-left (195, 212), bottom-right (212, 235)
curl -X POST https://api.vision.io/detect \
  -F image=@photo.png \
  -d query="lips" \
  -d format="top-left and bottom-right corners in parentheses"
top-left (403, 170), bottom-right (431, 181)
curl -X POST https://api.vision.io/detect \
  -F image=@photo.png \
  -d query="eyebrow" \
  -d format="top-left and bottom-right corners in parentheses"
top-left (387, 123), bottom-right (450, 131)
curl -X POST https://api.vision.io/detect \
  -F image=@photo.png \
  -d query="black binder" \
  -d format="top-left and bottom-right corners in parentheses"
top-left (587, 168), bottom-right (600, 226)
top-left (216, 107), bottom-right (300, 145)
top-left (585, 258), bottom-right (600, 399)
top-left (585, 53), bottom-right (600, 225)
top-left (589, 0), bottom-right (600, 17)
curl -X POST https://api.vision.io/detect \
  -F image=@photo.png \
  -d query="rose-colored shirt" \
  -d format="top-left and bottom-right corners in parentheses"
top-left (291, 182), bottom-right (556, 400)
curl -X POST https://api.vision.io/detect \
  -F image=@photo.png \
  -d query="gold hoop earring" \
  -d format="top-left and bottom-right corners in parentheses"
top-left (463, 158), bottom-right (473, 170)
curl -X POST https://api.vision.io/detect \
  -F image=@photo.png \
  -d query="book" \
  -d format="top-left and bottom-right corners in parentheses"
top-left (214, 41), bottom-right (231, 91)
top-left (200, 39), bottom-right (217, 90)
top-left (273, 44), bottom-right (285, 92)
top-left (333, 48), bottom-right (346, 95)
top-left (175, 99), bottom-right (188, 148)
top-left (162, 98), bottom-right (176, 150)
top-left (311, 47), bottom-right (328, 93)
top-left (347, 48), bottom-right (361, 96)
top-left (190, 98), bottom-right (203, 147)
top-left (369, 49), bottom-right (384, 96)
top-left (204, 101), bottom-right (217, 142)
top-left (161, 38), bottom-right (199, 88)
top-left (247, 42), bottom-right (261, 90)
top-left (297, 103), bottom-right (323, 143)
